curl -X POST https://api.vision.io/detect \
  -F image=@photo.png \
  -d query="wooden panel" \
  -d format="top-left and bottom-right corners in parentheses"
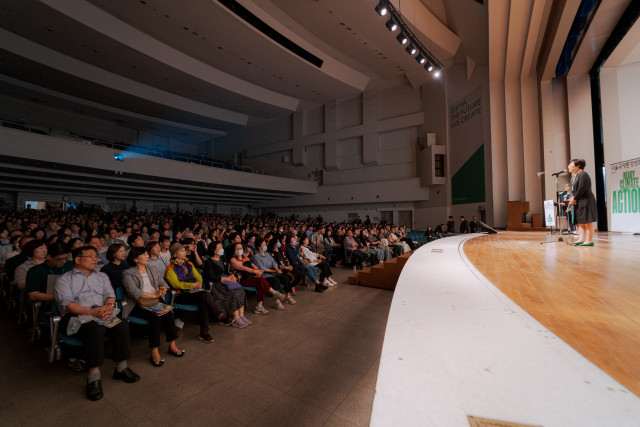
top-left (464, 232), bottom-right (640, 397)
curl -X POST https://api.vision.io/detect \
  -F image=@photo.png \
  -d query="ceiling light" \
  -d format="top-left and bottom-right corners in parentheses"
top-left (425, 61), bottom-right (434, 72)
top-left (375, 1), bottom-right (388, 16)
top-left (415, 54), bottom-right (426, 64)
top-left (434, 70), bottom-right (441, 78)
top-left (385, 19), bottom-right (397, 32)
top-left (396, 33), bottom-right (408, 45)
top-left (405, 44), bottom-right (417, 55)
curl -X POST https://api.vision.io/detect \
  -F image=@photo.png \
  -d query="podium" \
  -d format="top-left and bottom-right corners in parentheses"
top-left (506, 201), bottom-right (547, 231)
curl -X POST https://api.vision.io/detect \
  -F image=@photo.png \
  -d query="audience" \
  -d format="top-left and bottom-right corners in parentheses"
top-left (0, 206), bottom-right (468, 402)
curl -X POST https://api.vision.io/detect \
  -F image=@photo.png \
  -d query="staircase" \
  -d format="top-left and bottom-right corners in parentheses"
top-left (347, 251), bottom-right (414, 290)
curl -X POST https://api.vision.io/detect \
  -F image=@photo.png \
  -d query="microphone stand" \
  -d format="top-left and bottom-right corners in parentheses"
top-left (542, 171), bottom-right (566, 243)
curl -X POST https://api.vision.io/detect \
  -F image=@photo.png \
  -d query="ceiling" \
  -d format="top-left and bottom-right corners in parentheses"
top-left (0, 0), bottom-right (487, 147)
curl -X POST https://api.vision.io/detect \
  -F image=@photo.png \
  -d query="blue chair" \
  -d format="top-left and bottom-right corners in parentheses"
top-left (48, 303), bottom-right (85, 363)
top-left (114, 287), bottom-right (149, 327)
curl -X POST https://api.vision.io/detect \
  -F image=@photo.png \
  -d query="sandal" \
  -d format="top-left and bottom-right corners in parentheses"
top-left (168, 348), bottom-right (186, 357)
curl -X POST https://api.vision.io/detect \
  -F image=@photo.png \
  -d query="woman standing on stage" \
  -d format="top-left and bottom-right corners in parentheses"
top-left (567, 159), bottom-right (598, 246)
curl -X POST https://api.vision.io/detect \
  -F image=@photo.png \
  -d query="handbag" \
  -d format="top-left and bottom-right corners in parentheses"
top-left (221, 281), bottom-right (242, 290)
top-left (138, 297), bottom-right (161, 308)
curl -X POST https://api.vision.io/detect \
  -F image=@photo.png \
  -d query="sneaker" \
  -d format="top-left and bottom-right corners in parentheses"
top-left (240, 316), bottom-right (252, 325)
top-left (174, 318), bottom-right (185, 330)
top-left (273, 299), bottom-right (285, 310)
top-left (254, 305), bottom-right (269, 315)
top-left (231, 318), bottom-right (247, 329)
top-left (314, 285), bottom-right (325, 293)
top-left (328, 277), bottom-right (337, 285)
top-left (284, 295), bottom-right (297, 305)
top-left (272, 290), bottom-right (286, 302)
top-left (322, 278), bottom-right (330, 287)
top-left (318, 283), bottom-right (328, 290)
top-left (198, 332), bottom-right (214, 343)
top-left (221, 316), bottom-right (234, 326)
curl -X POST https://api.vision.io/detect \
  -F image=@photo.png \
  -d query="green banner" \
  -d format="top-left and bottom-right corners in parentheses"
top-left (451, 144), bottom-right (485, 205)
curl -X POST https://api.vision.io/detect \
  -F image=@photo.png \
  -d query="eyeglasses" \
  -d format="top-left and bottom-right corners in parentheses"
top-left (78, 255), bottom-right (99, 260)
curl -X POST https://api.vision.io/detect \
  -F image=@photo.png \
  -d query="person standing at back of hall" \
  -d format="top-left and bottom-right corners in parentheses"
top-left (446, 216), bottom-right (455, 235)
top-left (567, 158), bottom-right (597, 246)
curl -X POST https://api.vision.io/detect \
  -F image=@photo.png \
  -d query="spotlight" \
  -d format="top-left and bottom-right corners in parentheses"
top-left (415, 54), bottom-right (426, 64)
top-left (396, 32), bottom-right (408, 45)
top-left (385, 19), bottom-right (397, 32)
top-left (425, 61), bottom-right (434, 72)
top-left (375, 1), bottom-right (388, 16)
top-left (114, 153), bottom-right (124, 161)
top-left (405, 44), bottom-right (417, 55)
top-left (434, 70), bottom-right (441, 78)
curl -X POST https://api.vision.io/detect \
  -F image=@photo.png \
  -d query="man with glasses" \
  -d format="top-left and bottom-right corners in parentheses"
top-left (54, 245), bottom-right (140, 401)
top-left (25, 242), bottom-right (73, 304)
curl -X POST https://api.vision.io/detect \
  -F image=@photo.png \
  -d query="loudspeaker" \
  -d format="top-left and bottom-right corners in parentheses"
top-left (478, 221), bottom-right (498, 234)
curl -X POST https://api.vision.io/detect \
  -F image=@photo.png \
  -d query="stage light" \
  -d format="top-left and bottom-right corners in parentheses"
top-left (114, 153), bottom-right (124, 161)
top-left (434, 70), bottom-right (441, 78)
top-left (425, 61), bottom-right (434, 72)
top-left (405, 44), bottom-right (417, 55)
top-left (375, 1), bottom-right (388, 16)
top-left (415, 54), bottom-right (426, 64)
top-left (385, 19), bottom-right (398, 32)
top-left (396, 32), bottom-right (408, 45)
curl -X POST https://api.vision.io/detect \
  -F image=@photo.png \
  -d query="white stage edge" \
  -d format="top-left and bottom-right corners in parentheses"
top-left (371, 233), bottom-right (640, 426)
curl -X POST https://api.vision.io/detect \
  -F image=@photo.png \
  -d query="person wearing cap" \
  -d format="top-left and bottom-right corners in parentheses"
top-left (164, 243), bottom-right (224, 343)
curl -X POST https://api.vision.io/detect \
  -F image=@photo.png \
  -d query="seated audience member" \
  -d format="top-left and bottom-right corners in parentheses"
top-left (310, 227), bottom-right (324, 253)
top-left (181, 237), bottom-right (203, 268)
top-left (164, 243), bottom-right (222, 343)
top-left (223, 232), bottom-right (243, 260)
top-left (425, 226), bottom-right (438, 242)
top-left (67, 237), bottom-right (85, 252)
top-left (245, 234), bottom-right (258, 254)
top-left (322, 228), bottom-right (337, 264)
top-left (54, 246), bottom-right (140, 401)
top-left (202, 242), bottom-right (250, 328)
top-left (355, 230), bottom-right (380, 265)
top-left (26, 242), bottom-right (73, 305)
top-left (122, 247), bottom-right (184, 367)
top-left (300, 236), bottom-right (336, 287)
top-left (434, 224), bottom-right (445, 239)
top-left (0, 228), bottom-right (11, 266)
top-left (285, 235), bottom-right (326, 292)
top-left (140, 226), bottom-right (150, 243)
top-left (362, 229), bottom-right (390, 262)
top-left (268, 237), bottom-right (303, 292)
top-left (251, 238), bottom-right (295, 308)
top-left (4, 234), bottom-right (23, 262)
top-left (14, 240), bottom-right (48, 290)
top-left (158, 236), bottom-right (172, 262)
top-left (229, 242), bottom-right (286, 314)
top-left (397, 226), bottom-right (416, 251)
top-left (4, 236), bottom-right (33, 282)
top-left (459, 216), bottom-right (469, 234)
top-left (127, 233), bottom-right (145, 251)
top-left (101, 244), bottom-right (129, 291)
top-left (146, 240), bottom-right (169, 277)
top-left (107, 228), bottom-right (121, 246)
top-left (344, 230), bottom-right (370, 269)
top-left (86, 236), bottom-right (108, 269)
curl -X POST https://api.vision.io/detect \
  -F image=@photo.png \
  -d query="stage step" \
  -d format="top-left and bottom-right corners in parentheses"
top-left (348, 251), bottom-right (414, 290)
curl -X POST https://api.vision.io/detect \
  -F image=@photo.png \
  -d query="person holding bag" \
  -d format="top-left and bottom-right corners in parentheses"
top-left (202, 242), bottom-right (250, 328)
top-left (122, 247), bottom-right (184, 367)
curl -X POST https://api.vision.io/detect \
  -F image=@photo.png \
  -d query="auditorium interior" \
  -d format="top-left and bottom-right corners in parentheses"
top-left (1, 0), bottom-right (640, 426)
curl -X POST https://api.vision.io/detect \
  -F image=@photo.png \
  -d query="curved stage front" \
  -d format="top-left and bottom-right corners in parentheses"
top-left (371, 232), bottom-right (640, 427)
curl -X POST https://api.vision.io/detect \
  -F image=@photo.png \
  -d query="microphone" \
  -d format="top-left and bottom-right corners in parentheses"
top-left (551, 169), bottom-right (567, 177)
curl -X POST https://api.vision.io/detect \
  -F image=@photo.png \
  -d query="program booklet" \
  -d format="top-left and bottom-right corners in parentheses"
top-left (141, 303), bottom-right (174, 316)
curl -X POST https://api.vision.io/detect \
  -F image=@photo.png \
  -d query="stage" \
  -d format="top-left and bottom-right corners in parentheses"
top-left (371, 231), bottom-right (640, 427)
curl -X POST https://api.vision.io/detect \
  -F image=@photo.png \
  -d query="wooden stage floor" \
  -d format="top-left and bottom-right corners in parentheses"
top-left (464, 231), bottom-right (640, 398)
